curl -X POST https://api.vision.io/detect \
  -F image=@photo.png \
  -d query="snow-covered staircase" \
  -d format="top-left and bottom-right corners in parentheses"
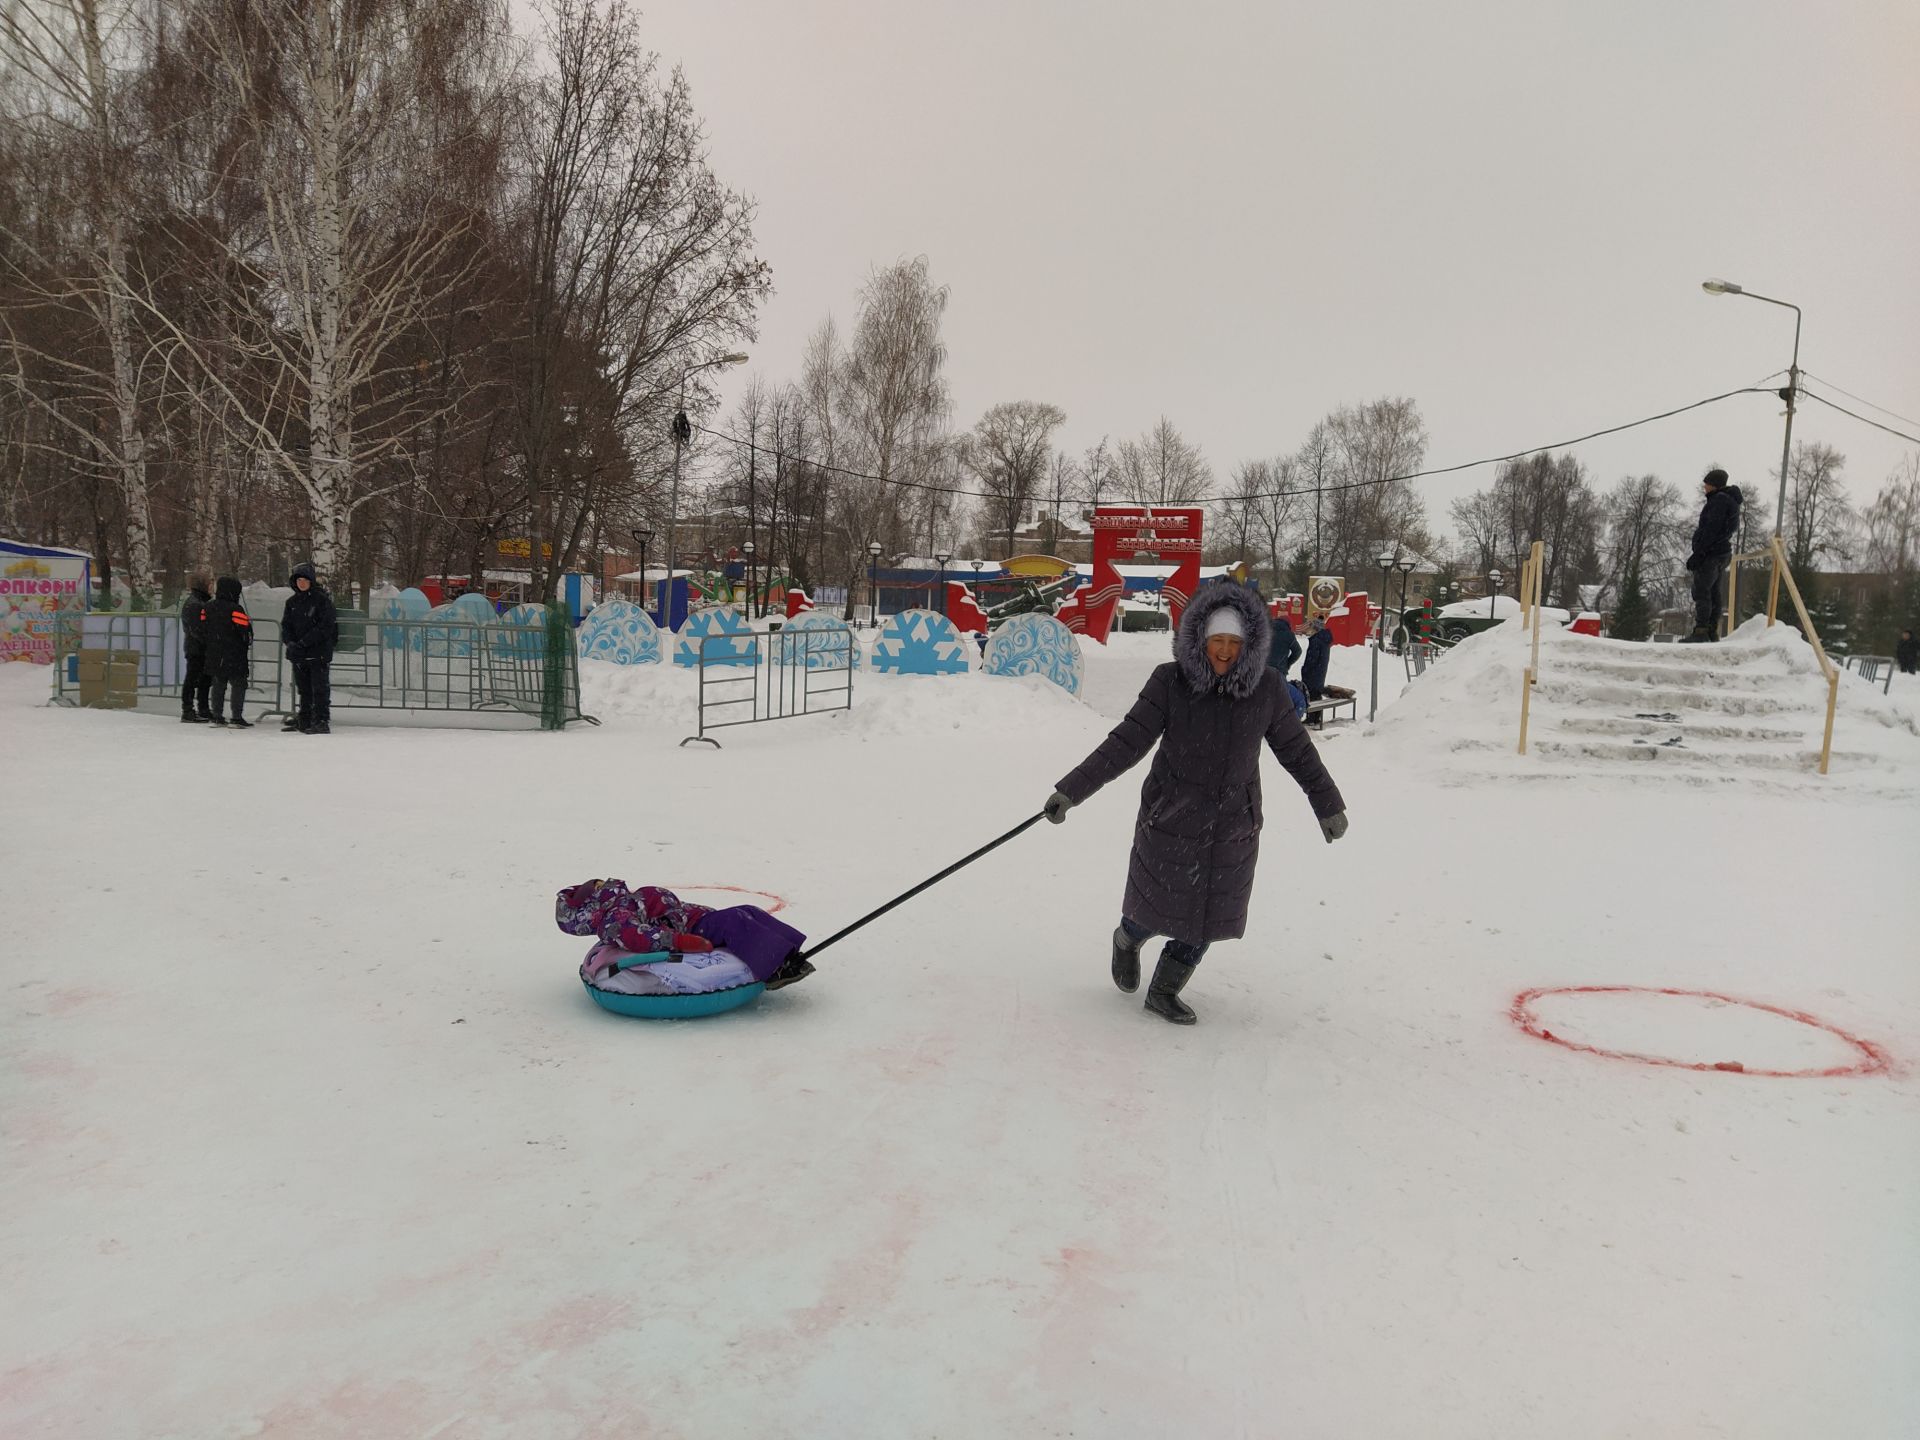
top-left (1375, 619), bottom-right (1920, 796)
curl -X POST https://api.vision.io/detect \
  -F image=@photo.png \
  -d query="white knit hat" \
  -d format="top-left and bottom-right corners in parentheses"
top-left (1204, 607), bottom-right (1246, 641)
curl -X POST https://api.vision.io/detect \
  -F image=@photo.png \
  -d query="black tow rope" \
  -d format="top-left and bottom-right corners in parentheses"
top-left (793, 812), bottom-right (1048, 965)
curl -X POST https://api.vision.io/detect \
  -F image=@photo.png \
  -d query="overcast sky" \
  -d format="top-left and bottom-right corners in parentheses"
top-left (579, 0), bottom-right (1920, 537)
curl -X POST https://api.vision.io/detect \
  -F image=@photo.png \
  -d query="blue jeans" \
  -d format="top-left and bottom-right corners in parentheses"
top-left (1121, 916), bottom-right (1209, 966)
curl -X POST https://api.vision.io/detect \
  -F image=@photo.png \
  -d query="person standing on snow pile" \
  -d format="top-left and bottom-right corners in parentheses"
top-left (1042, 580), bottom-right (1348, 1025)
top-left (179, 575), bottom-right (213, 724)
top-left (201, 576), bottom-right (253, 728)
top-left (281, 562), bottom-right (338, 734)
top-left (1897, 627), bottom-right (1917, 675)
top-left (1682, 467), bottom-right (1742, 643)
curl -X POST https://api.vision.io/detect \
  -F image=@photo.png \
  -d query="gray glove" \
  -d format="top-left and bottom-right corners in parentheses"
top-left (1320, 811), bottom-right (1348, 844)
top-left (1044, 791), bottom-right (1075, 824)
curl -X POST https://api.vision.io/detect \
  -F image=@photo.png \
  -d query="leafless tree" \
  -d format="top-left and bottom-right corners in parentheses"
top-left (1116, 416), bottom-right (1211, 506)
top-left (958, 400), bottom-right (1065, 554)
top-left (0, 0), bottom-right (161, 594)
top-left (1780, 441), bottom-right (1854, 572)
top-left (1449, 451), bottom-right (1601, 607)
top-left (1320, 397), bottom-right (1428, 573)
top-left (1599, 473), bottom-right (1685, 605)
top-left (1860, 453), bottom-right (1920, 576)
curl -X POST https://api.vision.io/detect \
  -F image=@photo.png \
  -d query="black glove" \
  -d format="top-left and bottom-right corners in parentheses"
top-left (1320, 812), bottom-right (1348, 844)
top-left (1044, 791), bottom-right (1074, 825)
top-left (1684, 556), bottom-right (1699, 572)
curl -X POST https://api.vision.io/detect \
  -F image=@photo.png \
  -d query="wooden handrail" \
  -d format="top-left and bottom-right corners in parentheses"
top-left (1766, 534), bottom-right (1839, 776)
top-left (1517, 539), bottom-right (1544, 755)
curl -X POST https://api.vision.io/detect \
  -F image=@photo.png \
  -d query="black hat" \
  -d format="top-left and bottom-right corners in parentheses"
top-left (1703, 468), bottom-right (1729, 490)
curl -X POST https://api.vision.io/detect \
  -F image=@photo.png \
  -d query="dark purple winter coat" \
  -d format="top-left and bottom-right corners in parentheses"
top-left (1055, 580), bottom-right (1345, 944)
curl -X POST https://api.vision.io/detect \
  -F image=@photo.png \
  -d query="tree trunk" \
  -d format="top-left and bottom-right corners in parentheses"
top-left (78, 0), bottom-right (154, 599)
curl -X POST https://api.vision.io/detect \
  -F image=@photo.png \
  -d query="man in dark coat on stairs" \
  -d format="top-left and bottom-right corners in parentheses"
top-left (1041, 580), bottom-right (1348, 1024)
top-left (1682, 468), bottom-right (1742, 643)
top-left (281, 561), bottom-right (338, 733)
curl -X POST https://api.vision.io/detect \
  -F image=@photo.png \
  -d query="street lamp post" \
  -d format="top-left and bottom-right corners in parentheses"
top-left (1396, 555), bottom-right (1417, 647)
top-left (867, 541), bottom-right (883, 628)
top-left (629, 528), bottom-right (652, 611)
top-left (742, 540), bottom-right (755, 619)
top-left (1488, 567), bottom-right (1504, 621)
top-left (1703, 279), bottom-right (1800, 537)
top-left (659, 352), bottom-right (749, 629)
top-left (934, 550), bottom-right (952, 618)
top-left (1370, 546), bottom-right (1397, 722)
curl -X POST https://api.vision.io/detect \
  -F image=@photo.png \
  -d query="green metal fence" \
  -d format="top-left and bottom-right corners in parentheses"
top-left (48, 605), bottom-right (592, 728)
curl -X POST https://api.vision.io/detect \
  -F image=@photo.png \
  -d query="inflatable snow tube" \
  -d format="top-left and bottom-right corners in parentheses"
top-left (582, 978), bottom-right (766, 1020)
top-left (579, 942), bottom-right (769, 1020)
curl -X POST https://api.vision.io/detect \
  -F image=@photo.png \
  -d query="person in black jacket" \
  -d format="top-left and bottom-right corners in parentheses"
top-left (1898, 628), bottom-right (1917, 675)
top-left (1300, 613), bottom-right (1333, 699)
top-left (1681, 468), bottom-right (1743, 643)
top-left (179, 575), bottom-right (213, 723)
top-left (1268, 612), bottom-right (1302, 679)
top-left (281, 561), bottom-right (338, 734)
top-left (201, 576), bottom-right (253, 727)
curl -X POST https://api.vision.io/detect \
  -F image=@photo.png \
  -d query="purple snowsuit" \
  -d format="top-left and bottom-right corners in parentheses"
top-left (1055, 581), bottom-right (1345, 945)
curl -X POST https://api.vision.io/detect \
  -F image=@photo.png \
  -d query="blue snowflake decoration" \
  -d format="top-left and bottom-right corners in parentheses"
top-left (490, 602), bottom-right (551, 662)
top-left (772, 612), bottom-right (860, 670)
top-left (379, 587), bottom-right (432, 649)
top-left (673, 605), bottom-right (760, 668)
top-left (983, 613), bottom-right (1084, 697)
top-left (422, 595), bottom-right (493, 657)
top-left (576, 597), bottom-right (663, 665)
top-left (872, 608), bottom-right (971, 676)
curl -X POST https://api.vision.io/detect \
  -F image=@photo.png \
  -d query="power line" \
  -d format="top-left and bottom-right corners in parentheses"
top-left (693, 385), bottom-right (1776, 507)
top-left (1799, 388), bottom-right (1920, 448)
top-left (1799, 372), bottom-right (1920, 432)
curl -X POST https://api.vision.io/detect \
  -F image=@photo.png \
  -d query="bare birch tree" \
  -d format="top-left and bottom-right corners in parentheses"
top-left (0, 0), bottom-right (160, 594)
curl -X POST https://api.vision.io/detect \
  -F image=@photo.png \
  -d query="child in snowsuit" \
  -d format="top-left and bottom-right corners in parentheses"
top-left (179, 576), bottom-right (213, 723)
top-left (201, 576), bottom-right (253, 727)
top-left (1042, 580), bottom-right (1348, 1024)
top-left (556, 880), bottom-right (814, 988)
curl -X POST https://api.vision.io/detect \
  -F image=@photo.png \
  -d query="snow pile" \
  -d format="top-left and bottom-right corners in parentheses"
top-left (1370, 616), bottom-right (1920, 796)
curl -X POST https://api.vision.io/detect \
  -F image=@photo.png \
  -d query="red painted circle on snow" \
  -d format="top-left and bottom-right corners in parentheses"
top-left (1510, 985), bottom-right (1893, 1079)
top-left (671, 885), bottom-right (787, 914)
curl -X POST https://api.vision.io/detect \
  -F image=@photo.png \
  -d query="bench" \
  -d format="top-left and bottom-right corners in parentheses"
top-left (1305, 693), bottom-right (1357, 725)
top-left (1850, 655), bottom-right (1895, 695)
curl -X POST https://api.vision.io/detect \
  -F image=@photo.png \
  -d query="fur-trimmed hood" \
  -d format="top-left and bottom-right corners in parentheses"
top-left (1174, 581), bottom-right (1272, 697)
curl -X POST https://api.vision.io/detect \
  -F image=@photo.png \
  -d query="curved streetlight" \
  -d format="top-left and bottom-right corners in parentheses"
top-left (659, 351), bottom-right (750, 628)
top-left (1370, 546), bottom-right (1398, 722)
top-left (1702, 278), bottom-right (1799, 537)
top-left (867, 540), bottom-right (883, 629)
top-left (629, 528), bottom-right (652, 607)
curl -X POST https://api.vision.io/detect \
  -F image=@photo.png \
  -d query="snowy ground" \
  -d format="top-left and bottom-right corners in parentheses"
top-left (3, 631), bottom-right (1918, 1440)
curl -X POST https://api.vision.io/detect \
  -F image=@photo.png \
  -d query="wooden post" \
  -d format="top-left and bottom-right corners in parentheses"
top-left (1726, 558), bottom-right (1738, 639)
top-left (1819, 672), bottom-right (1837, 776)
top-left (1766, 535), bottom-right (1783, 627)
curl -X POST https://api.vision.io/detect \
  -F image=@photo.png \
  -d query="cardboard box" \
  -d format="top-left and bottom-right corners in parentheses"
top-left (76, 647), bottom-right (139, 706)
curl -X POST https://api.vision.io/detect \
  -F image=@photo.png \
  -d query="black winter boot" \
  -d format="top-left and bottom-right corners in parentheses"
top-left (1111, 926), bottom-right (1143, 993)
top-left (1678, 628), bottom-right (1712, 645)
top-left (1144, 949), bottom-right (1199, 1025)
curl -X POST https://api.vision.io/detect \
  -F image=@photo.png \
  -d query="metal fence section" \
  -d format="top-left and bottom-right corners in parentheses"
top-left (682, 626), bottom-right (855, 748)
top-left (49, 605), bottom-right (593, 728)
